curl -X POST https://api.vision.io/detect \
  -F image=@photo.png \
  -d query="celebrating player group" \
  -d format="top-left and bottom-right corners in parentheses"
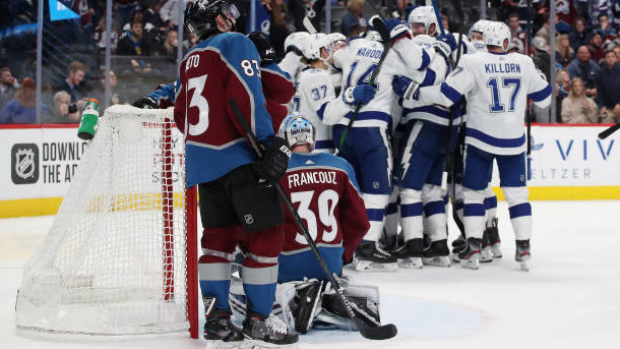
top-left (131, 0), bottom-right (552, 346)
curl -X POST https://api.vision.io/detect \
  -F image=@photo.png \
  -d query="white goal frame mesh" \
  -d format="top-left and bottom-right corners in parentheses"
top-left (15, 105), bottom-right (198, 338)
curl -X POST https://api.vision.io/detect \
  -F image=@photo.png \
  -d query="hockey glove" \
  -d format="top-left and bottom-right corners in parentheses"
top-left (253, 136), bottom-right (292, 185)
top-left (433, 33), bottom-right (457, 59)
top-left (247, 31), bottom-right (277, 65)
top-left (132, 96), bottom-right (157, 109)
top-left (392, 75), bottom-right (419, 101)
top-left (343, 85), bottom-right (376, 106)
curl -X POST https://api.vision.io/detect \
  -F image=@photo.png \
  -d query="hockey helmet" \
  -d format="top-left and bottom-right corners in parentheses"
top-left (184, 0), bottom-right (240, 40)
top-left (468, 19), bottom-right (491, 41)
top-left (484, 21), bottom-right (511, 51)
top-left (284, 31), bottom-right (311, 54)
top-left (407, 6), bottom-right (438, 36)
top-left (278, 115), bottom-right (316, 151)
top-left (326, 32), bottom-right (348, 51)
top-left (301, 33), bottom-right (331, 62)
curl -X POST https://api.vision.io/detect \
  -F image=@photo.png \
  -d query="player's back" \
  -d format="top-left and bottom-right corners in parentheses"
top-left (458, 51), bottom-right (550, 154)
top-left (278, 152), bottom-right (368, 282)
top-left (174, 32), bottom-right (273, 186)
top-left (295, 68), bottom-right (335, 151)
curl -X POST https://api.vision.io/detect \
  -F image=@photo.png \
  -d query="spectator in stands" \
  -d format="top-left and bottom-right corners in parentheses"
top-left (159, 0), bottom-right (191, 28)
top-left (615, 45), bottom-right (620, 60)
top-left (117, 21), bottom-right (154, 56)
top-left (143, 0), bottom-right (169, 34)
top-left (596, 13), bottom-right (618, 42)
top-left (45, 91), bottom-right (80, 124)
top-left (569, 17), bottom-right (588, 52)
top-left (535, 12), bottom-right (551, 44)
top-left (93, 16), bottom-right (119, 53)
top-left (58, 62), bottom-right (89, 110)
top-left (567, 45), bottom-right (600, 97)
top-left (596, 49), bottom-right (620, 123)
top-left (508, 12), bottom-right (528, 54)
top-left (94, 70), bottom-right (123, 106)
top-left (341, 0), bottom-right (367, 38)
top-left (113, 0), bottom-right (139, 32)
top-left (0, 78), bottom-right (46, 124)
top-left (158, 30), bottom-right (178, 60)
top-left (561, 77), bottom-right (598, 124)
top-left (0, 67), bottom-right (19, 113)
top-left (588, 31), bottom-right (606, 63)
top-left (556, 70), bottom-right (571, 122)
top-left (261, 0), bottom-right (290, 58)
top-left (556, 34), bottom-right (575, 67)
top-left (532, 37), bottom-right (551, 81)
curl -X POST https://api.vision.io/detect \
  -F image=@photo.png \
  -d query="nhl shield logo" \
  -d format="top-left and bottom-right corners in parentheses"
top-left (11, 144), bottom-right (39, 184)
top-left (244, 214), bottom-right (254, 225)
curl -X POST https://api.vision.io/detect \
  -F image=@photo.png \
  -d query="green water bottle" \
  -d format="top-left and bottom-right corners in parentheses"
top-left (77, 99), bottom-right (100, 140)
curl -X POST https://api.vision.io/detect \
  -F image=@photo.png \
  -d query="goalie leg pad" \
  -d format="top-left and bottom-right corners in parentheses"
top-left (316, 280), bottom-right (381, 330)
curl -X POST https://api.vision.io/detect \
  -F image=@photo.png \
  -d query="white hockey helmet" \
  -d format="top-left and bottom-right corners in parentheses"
top-left (468, 19), bottom-right (491, 40)
top-left (365, 30), bottom-right (382, 42)
top-left (412, 34), bottom-right (434, 50)
top-left (484, 21), bottom-right (511, 51)
top-left (284, 31), bottom-right (310, 54)
top-left (407, 6), bottom-right (439, 36)
top-left (278, 115), bottom-right (316, 151)
top-left (326, 32), bottom-right (347, 51)
top-left (301, 33), bottom-right (331, 62)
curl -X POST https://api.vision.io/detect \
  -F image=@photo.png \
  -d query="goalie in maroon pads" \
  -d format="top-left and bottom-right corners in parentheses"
top-left (230, 115), bottom-right (382, 334)
top-left (175, 0), bottom-right (297, 346)
top-left (277, 115), bottom-right (369, 282)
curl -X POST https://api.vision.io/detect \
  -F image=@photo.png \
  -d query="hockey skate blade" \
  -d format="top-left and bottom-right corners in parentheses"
top-left (205, 340), bottom-right (248, 349)
top-left (422, 256), bottom-right (451, 267)
top-left (354, 259), bottom-right (398, 272)
top-left (519, 261), bottom-right (530, 272)
top-left (397, 257), bottom-right (423, 269)
top-left (480, 249), bottom-right (494, 264)
top-left (245, 341), bottom-right (298, 349)
top-left (491, 244), bottom-right (502, 258)
top-left (460, 255), bottom-right (480, 270)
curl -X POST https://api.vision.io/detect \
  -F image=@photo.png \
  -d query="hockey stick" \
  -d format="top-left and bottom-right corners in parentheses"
top-left (598, 123), bottom-right (620, 140)
top-left (229, 98), bottom-right (398, 340)
top-left (337, 16), bottom-right (391, 150)
top-left (526, 0), bottom-right (533, 179)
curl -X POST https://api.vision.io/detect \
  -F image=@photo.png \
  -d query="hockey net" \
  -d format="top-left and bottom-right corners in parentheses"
top-left (15, 105), bottom-right (198, 338)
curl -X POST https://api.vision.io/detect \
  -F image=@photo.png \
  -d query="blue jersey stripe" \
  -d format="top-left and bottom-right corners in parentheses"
top-left (466, 128), bottom-right (526, 148)
top-left (527, 84), bottom-right (552, 102)
top-left (441, 82), bottom-right (463, 104)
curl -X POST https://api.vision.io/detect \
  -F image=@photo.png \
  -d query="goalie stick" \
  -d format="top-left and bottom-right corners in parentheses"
top-left (337, 16), bottom-right (391, 150)
top-left (599, 123), bottom-right (620, 140)
top-left (229, 98), bottom-right (398, 341)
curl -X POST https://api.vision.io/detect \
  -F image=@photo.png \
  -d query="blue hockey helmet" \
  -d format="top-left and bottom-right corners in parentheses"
top-left (184, 0), bottom-right (240, 40)
top-left (278, 115), bottom-right (316, 151)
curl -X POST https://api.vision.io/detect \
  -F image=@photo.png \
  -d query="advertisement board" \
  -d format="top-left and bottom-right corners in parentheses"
top-left (1, 124), bottom-right (619, 218)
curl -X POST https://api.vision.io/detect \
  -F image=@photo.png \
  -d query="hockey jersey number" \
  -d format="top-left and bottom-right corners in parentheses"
top-left (487, 77), bottom-right (521, 113)
top-left (291, 189), bottom-right (339, 245)
top-left (187, 74), bottom-right (209, 136)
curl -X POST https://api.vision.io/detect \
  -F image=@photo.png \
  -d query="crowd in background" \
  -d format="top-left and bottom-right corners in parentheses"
top-left (0, 0), bottom-right (619, 124)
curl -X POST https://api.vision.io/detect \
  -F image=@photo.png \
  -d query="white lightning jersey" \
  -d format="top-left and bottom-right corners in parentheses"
top-left (293, 67), bottom-right (337, 152)
top-left (322, 37), bottom-right (433, 128)
top-left (279, 51), bottom-right (305, 113)
top-left (419, 51), bottom-right (551, 155)
top-left (400, 37), bottom-right (456, 126)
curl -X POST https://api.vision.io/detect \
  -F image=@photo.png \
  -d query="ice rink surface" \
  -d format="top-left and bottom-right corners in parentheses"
top-left (1, 201), bottom-right (619, 349)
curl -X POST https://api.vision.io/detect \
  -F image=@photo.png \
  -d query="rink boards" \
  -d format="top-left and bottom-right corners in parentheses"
top-left (0, 123), bottom-right (618, 218)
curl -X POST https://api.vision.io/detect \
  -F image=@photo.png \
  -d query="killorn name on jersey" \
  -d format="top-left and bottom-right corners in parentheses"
top-left (287, 170), bottom-right (338, 188)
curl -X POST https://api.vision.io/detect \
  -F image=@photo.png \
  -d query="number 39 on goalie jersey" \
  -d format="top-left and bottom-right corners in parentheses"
top-left (278, 153), bottom-right (369, 283)
top-left (424, 51), bottom-right (552, 155)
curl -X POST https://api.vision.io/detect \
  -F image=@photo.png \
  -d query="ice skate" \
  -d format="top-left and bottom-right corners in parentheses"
top-left (393, 238), bottom-right (424, 269)
top-left (480, 231), bottom-right (493, 263)
top-left (353, 240), bottom-right (399, 272)
top-left (422, 239), bottom-right (451, 267)
top-left (203, 307), bottom-right (245, 348)
top-left (487, 217), bottom-right (502, 258)
top-left (516, 240), bottom-right (531, 272)
top-left (458, 238), bottom-right (482, 270)
top-left (243, 312), bottom-right (298, 348)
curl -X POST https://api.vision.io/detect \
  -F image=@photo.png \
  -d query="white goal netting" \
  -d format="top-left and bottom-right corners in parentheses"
top-left (15, 105), bottom-right (197, 337)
